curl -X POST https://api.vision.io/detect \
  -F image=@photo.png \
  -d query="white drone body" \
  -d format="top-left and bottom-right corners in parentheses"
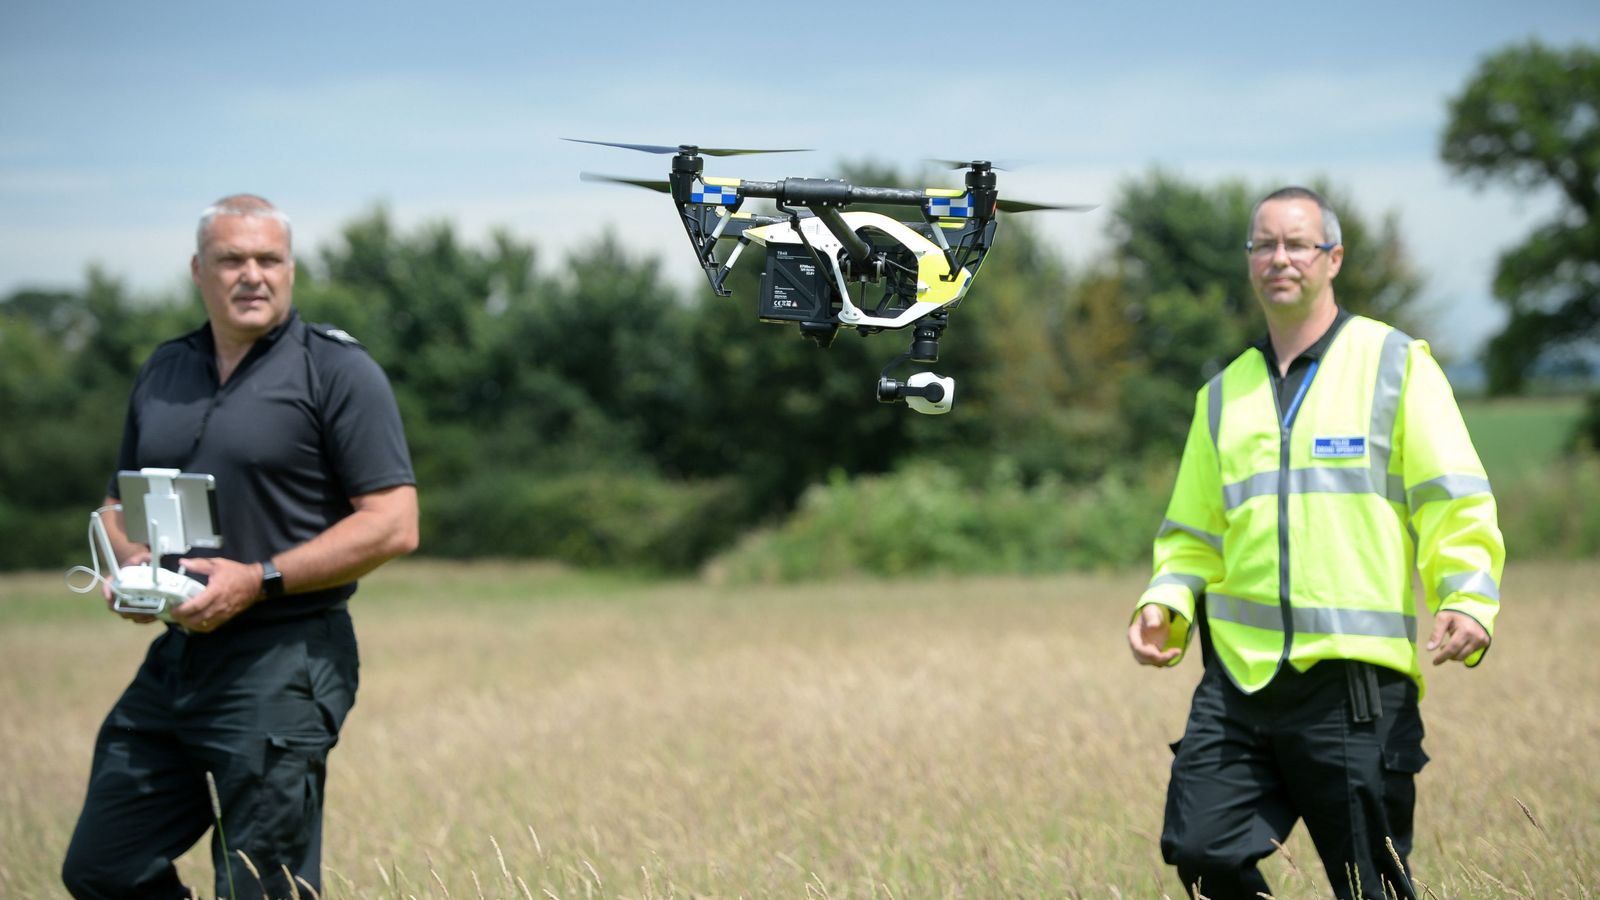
top-left (66, 468), bottom-right (215, 622)
top-left (740, 210), bottom-right (975, 330)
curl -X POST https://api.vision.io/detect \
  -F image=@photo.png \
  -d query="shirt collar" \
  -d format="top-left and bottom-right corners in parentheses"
top-left (183, 307), bottom-right (301, 354)
top-left (1255, 306), bottom-right (1351, 371)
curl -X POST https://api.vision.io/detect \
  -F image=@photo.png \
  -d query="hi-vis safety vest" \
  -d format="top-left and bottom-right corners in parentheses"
top-left (1136, 315), bottom-right (1504, 694)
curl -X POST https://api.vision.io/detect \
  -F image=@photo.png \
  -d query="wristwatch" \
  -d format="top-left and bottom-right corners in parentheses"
top-left (260, 559), bottom-right (285, 599)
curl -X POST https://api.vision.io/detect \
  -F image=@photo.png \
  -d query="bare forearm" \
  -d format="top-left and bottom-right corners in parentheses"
top-left (271, 486), bottom-right (419, 594)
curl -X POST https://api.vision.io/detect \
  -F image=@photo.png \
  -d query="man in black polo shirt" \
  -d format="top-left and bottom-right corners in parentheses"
top-left (62, 194), bottom-right (419, 899)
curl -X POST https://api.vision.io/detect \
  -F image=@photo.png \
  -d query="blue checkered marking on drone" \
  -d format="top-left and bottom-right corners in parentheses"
top-left (925, 195), bottom-right (974, 217)
top-left (691, 184), bottom-right (739, 205)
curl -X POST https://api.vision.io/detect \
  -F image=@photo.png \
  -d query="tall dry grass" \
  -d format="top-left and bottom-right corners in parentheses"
top-left (2, 560), bottom-right (1595, 897)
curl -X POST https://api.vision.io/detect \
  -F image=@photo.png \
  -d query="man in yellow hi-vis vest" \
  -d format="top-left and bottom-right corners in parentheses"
top-left (1127, 187), bottom-right (1503, 900)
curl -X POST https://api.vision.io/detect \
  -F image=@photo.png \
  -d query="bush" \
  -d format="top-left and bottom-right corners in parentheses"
top-left (1494, 449), bottom-right (1600, 559)
top-left (706, 461), bottom-right (1171, 584)
top-left (0, 500), bottom-right (85, 571)
top-left (710, 447), bottom-right (1600, 583)
top-left (422, 468), bottom-right (751, 571)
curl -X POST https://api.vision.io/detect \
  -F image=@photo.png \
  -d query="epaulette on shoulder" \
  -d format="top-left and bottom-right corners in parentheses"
top-left (307, 322), bottom-right (367, 349)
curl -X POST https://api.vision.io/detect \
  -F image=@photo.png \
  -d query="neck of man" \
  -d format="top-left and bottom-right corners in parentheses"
top-left (210, 324), bottom-right (264, 385)
top-left (1263, 292), bottom-right (1338, 377)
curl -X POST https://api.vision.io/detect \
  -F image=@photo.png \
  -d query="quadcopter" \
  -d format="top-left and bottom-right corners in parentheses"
top-left (570, 139), bottom-right (1093, 414)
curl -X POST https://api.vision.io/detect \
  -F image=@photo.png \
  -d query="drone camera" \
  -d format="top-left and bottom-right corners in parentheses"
top-left (877, 371), bottom-right (955, 415)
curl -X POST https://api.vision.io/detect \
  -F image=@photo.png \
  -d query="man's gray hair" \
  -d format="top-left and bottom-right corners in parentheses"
top-left (196, 194), bottom-right (292, 253)
top-left (1248, 186), bottom-right (1342, 247)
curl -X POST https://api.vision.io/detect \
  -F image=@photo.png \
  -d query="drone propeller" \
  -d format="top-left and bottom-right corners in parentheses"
top-left (928, 158), bottom-right (1024, 172)
top-left (579, 172), bottom-right (672, 193)
top-left (995, 198), bottom-right (1098, 214)
top-left (565, 138), bottom-right (810, 157)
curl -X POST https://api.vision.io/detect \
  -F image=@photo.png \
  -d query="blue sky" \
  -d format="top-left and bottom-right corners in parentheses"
top-left (2, 0), bottom-right (1596, 358)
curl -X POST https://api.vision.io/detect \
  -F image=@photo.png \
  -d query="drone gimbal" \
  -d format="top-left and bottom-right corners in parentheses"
top-left (877, 322), bottom-right (954, 415)
top-left (571, 139), bottom-right (1093, 414)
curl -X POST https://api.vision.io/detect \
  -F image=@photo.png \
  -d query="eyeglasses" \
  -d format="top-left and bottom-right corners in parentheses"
top-left (1246, 237), bottom-right (1336, 264)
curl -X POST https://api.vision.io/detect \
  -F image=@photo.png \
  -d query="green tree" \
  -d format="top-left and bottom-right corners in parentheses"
top-left (1440, 39), bottom-right (1600, 398)
top-left (300, 210), bottom-right (746, 566)
top-left (0, 272), bottom-right (194, 568)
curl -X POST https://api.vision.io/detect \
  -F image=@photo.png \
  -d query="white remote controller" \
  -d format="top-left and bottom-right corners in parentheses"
top-left (111, 563), bottom-right (207, 620)
top-left (67, 470), bottom-right (221, 624)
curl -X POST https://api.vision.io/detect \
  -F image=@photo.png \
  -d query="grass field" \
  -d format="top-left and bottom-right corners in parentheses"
top-left (3, 560), bottom-right (1597, 898)
top-left (1460, 395), bottom-right (1586, 482)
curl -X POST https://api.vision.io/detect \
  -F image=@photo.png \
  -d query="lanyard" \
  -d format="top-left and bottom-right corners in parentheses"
top-left (1281, 360), bottom-right (1318, 429)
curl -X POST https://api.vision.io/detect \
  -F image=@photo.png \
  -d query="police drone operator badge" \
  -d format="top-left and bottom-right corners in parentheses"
top-left (569, 139), bottom-right (1094, 414)
top-left (66, 468), bottom-right (221, 623)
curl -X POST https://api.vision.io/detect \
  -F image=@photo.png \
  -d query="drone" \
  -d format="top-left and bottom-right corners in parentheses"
top-left (570, 139), bottom-right (1093, 414)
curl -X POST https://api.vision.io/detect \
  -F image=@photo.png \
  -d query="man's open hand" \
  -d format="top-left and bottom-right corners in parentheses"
top-left (1129, 604), bottom-right (1181, 666)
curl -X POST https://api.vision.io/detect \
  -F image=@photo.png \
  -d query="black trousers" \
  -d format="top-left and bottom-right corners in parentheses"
top-left (1161, 658), bottom-right (1427, 900)
top-left (62, 608), bottom-right (358, 900)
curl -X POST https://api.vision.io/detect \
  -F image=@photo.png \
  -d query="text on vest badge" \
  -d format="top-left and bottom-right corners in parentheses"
top-left (1312, 436), bottom-right (1367, 458)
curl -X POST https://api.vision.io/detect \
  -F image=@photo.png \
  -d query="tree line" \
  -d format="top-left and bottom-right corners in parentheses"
top-left (0, 169), bottom-right (1421, 572)
top-left (4, 39), bottom-right (1592, 573)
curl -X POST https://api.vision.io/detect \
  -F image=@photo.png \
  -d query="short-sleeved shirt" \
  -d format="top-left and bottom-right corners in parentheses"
top-left (110, 308), bottom-right (415, 624)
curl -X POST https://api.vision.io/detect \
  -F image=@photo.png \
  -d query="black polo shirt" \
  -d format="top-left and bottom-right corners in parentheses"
top-left (1253, 307), bottom-right (1353, 423)
top-left (109, 308), bottom-right (415, 624)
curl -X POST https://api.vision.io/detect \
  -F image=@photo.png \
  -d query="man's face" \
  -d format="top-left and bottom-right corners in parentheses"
top-left (191, 214), bottom-right (294, 344)
top-left (1247, 197), bottom-right (1343, 314)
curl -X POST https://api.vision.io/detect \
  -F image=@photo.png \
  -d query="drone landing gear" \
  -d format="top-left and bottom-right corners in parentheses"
top-left (877, 322), bottom-right (954, 415)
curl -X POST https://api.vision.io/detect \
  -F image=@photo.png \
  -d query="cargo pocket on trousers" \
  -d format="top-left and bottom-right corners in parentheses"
top-left (257, 732), bottom-right (331, 857)
top-left (1383, 746), bottom-right (1429, 775)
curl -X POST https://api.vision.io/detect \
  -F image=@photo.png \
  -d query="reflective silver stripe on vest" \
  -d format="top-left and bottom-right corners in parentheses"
top-left (1408, 473), bottom-right (1493, 509)
top-left (1220, 326), bottom-right (1414, 511)
top-left (1222, 467), bottom-right (1406, 510)
top-left (1149, 572), bottom-right (1208, 595)
top-left (1367, 328), bottom-right (1412, 500)
top-left (1157, 518), bottom-right (1224, 552)
top-left (1207, 371), bottom-right (1225, 450)
top-left (1210, 593), bottom-right (1416, 640)
top-left (1438, 570), bottom-right (1500, 602)
top-left (1222, 471), bottom-right (1279, 509)
top-left (1208, 593), bottom-right (1283, 631)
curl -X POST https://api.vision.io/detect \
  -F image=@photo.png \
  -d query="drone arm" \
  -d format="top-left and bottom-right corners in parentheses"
top-left (733, 178), bottom-right (927, 210)
top-left (813, 205), bottom-right (871, 268)
top-left (840, 184), bottom-right (929, 207)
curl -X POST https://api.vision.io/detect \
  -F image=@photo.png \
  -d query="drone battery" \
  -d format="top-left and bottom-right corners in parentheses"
top-left (758, 246), bottom-right (830, 324)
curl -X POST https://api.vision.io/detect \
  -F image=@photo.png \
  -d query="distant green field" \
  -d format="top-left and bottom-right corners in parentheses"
top-left (1460, 395), bottom-right (1585, 480)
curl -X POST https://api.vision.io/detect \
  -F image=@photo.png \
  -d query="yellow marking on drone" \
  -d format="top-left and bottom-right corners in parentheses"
top-left (923, 188), bottom-right (965, 198)
top-left (703, 176), bottom-right (742, 187)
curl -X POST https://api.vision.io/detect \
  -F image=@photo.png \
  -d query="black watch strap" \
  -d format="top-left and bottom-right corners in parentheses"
top-left (260, 559), bottom-right (285, 598)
